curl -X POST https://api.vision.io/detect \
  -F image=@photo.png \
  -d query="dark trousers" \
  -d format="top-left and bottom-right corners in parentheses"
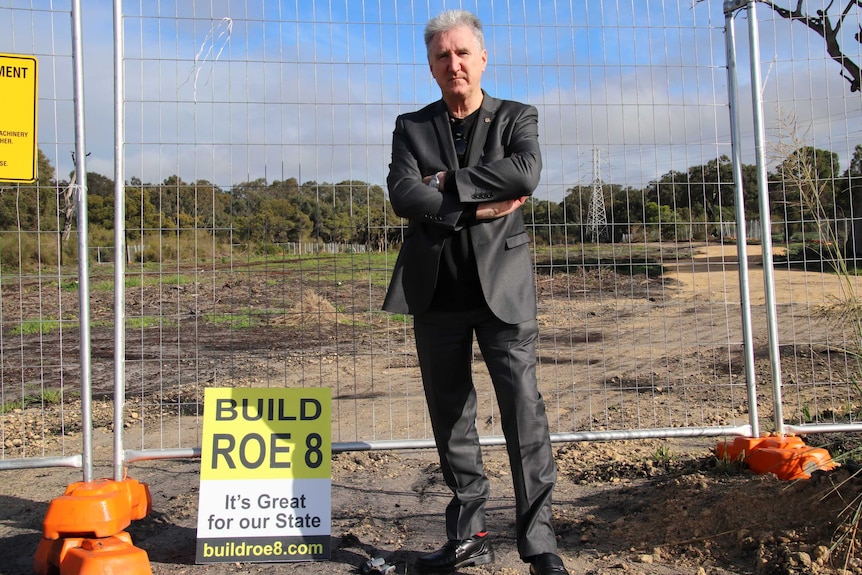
top-left (414, 306), bottom-right (558, 559)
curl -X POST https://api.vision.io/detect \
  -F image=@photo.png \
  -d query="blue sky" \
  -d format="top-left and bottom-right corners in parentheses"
top-left (1, 0), bottom-right (860, 201)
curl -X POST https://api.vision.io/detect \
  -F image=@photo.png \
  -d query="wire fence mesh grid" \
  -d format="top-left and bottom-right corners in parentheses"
top-left (1, 0), bottom-right (861, 468)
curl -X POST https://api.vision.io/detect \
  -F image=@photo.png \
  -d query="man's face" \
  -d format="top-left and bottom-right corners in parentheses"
top-left (428, 25), bottom-right (487, 103)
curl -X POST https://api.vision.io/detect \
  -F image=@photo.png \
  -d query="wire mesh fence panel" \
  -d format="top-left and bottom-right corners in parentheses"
top-left (741, 2), bottom-right (862, 432)
top-left (4, 0), bottom-right (861, 462)
top-left (115, 0), bottom-right (754, 453)
top-left (0, 0), bottom-right (83, 466)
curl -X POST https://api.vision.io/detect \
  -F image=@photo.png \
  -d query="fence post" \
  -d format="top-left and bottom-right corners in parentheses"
top-left (745, 0), bottom-right (785, 436)
top-left (113, 0), bottom-right (127, 482)
top-left (724, 1), bottom-right (760, 437)
top-left (71, 0), bottom-right (94, 483)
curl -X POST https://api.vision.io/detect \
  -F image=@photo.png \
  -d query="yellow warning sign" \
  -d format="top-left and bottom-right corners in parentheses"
top-left (0, 53), bottom-right (38, 183)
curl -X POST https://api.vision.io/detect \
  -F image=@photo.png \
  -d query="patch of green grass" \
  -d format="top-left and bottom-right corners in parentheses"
top-left (88, 271), bottom-right (185, 290)
top-left (41, 279), bottom-right (80, 292)
top-left (0, 400), bottom-right (20, 414)
top-left (41, 389), bottom-right (62, 405)
top-left (0, 389), bottom-right (64, 414)
top-left (162, 274), bottom-right (194, 285)
top-left (533, 242), bottom-right (693, 263)
top-left (90, 317), bottom-right (173, 330)
top-left (67, 275), bottom-right (165, 292)
top-left (126, 316), bottom-right (170, 329)
top-left (710, 442), bottom-right (748, 475)
top-left (10, 319), bottom-right (65, 336)
top-left (203, 312), bottom-right (258, 329)
top-left (265, 252), bottom-right (396, 287)
top-left (651, 445), bottom-right (673, 463)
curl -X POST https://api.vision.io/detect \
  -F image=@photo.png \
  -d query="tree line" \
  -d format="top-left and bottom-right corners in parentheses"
top-left (1, 144), bottom-right (861, 254)
top-left (526, 144), bottom-right (862, 244)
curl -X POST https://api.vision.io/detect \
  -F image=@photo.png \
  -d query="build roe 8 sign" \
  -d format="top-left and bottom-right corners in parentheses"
top-left (196, 387), bottom-right (332, 563)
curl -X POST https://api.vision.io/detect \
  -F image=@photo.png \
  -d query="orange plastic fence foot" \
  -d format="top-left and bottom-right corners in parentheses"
top-left (33, 532), bottom-right (136, 575)
top-left (120, 477), bottom-right (153, 521)
top-left (715, 435), bottom-right (837, 480)
top-left (41, 478), bottom-right (152, 539)
top-left (34, 536), bottom-right (85, 575)
top-left (59, 534), bottom-right (151, 575)
top-left (746, 443), bottom-right (836, 480)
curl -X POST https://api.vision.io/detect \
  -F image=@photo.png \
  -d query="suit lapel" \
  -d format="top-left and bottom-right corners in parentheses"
top-left (467, 94), bottom-right (500, 166)
top-left (431, 101), bottom-right (458, 169)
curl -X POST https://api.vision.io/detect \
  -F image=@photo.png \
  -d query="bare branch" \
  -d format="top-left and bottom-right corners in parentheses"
top-left (759, 0), bottom-right (861, 91)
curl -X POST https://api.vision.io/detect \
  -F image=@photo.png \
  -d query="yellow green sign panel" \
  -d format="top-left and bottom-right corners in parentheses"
top-left (196, 387), bottom-right (332, 563)
top-left (0, 54), bottom-right (38, 183)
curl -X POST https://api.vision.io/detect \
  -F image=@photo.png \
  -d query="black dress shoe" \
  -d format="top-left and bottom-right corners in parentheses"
top-left (417, 534), bottom-right (494, 572)
top-left (528, 553), bottom-right (569, 575)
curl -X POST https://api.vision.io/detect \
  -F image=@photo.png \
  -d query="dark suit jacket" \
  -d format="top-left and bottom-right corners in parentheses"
top-left (382, 93), bottom-right (541, 325)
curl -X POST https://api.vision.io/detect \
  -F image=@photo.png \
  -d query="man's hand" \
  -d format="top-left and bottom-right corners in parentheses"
top-left (422, 171), bottom-right (445, 189)
top-left (476, 196), bottom-right (527, 220)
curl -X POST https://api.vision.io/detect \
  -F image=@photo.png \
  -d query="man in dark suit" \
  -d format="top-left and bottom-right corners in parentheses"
top-left (382, 10), bottom-right (568, 575)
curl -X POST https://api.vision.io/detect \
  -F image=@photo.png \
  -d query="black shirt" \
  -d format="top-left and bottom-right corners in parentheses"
top-left (429, 109), bottom-right (485, 312)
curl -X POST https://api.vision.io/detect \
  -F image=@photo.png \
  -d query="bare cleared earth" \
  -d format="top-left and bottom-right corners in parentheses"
top-left (3, 243), bottom-right (862, 575)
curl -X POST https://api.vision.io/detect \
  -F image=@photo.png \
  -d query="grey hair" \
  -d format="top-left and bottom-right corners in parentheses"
top-left (424, 10), bottom-right (485, 58)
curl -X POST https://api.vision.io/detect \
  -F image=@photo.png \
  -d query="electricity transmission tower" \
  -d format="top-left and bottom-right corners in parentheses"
top-left (586, 148), bottom-right (608, 242)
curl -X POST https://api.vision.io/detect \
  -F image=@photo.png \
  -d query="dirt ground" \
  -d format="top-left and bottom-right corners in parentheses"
top-left (3, 243), bottom-right (862, 575)
top-left (3, 435), bottom-right (862, 575)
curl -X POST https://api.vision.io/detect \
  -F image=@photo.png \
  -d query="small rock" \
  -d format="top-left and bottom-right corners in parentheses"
top-left (795, 551), bottom-right (812, 568)
top-left (813, 544), bottom-right (830, 563)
